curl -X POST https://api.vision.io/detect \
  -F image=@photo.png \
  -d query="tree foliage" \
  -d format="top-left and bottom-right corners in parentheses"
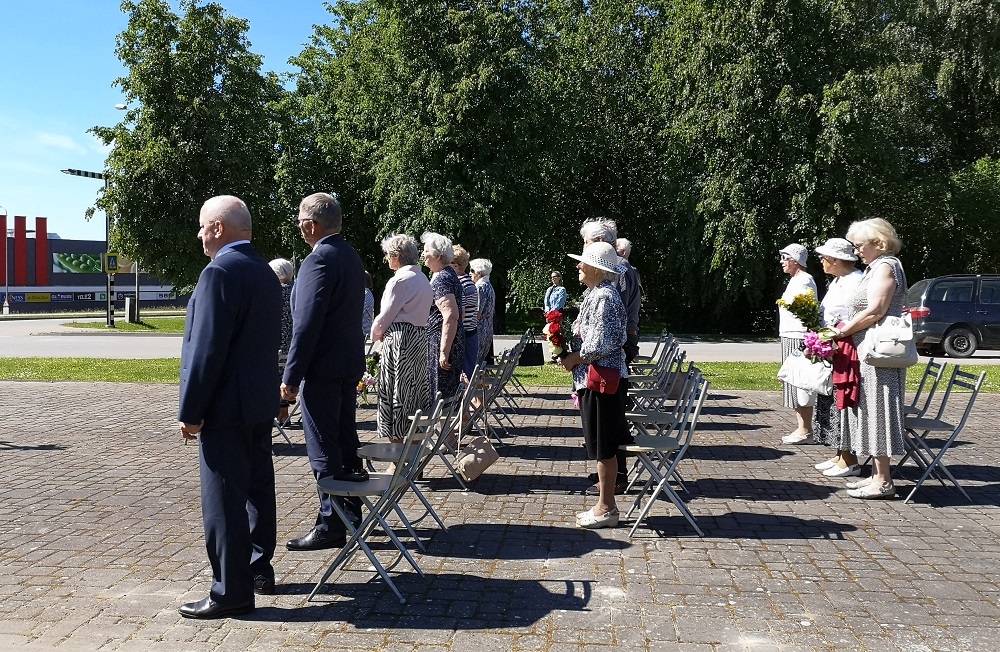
top-left (92, 0), bottom-right (285, 287)
top-left (94, 0), bottom-right (1000, 331)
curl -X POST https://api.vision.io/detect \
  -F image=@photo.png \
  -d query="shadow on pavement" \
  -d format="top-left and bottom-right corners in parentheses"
top-left (247, 574), bottom-right (592, 627)
top-left (0, 440), bottom-right (66, 451)
top-left (686, 444), bottom-right (793, 461)
top-left (690, 478), bottom-right (840, 501)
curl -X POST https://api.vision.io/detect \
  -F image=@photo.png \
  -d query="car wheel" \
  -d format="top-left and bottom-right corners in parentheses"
top-left (942, 327), bottom-right (978, 358)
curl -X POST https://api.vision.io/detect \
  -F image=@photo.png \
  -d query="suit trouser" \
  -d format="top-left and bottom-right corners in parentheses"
top-left (199, 419), bottom-right (277, 605)
top-left (301, 377), bottom-right (363, 535)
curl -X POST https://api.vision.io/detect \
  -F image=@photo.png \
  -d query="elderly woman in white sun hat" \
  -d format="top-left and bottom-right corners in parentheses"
top-left (811, 238), bottom-right (864, 478)
top-left (778, 243), bottom-right (818, 445)
top-left (560, 241), bottom-right (628, 530)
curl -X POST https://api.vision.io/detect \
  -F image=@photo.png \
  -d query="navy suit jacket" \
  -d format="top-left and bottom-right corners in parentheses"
top-left (283, 233), bottom-right (365, 386)
top-left (179, 243), bottom-right (282, 427)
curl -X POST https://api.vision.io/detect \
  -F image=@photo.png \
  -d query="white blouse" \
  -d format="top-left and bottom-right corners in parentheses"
top-left (820, 269), bottom-right (863, 328)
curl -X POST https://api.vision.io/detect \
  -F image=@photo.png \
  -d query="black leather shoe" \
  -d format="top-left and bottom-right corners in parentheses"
top-left (178, 597), bottom-right (254, 619)
top-left (253, 575), bottom-right (275, 595)
top-left (334, 466), bottom-right (369, 482)
top-left (286, 528), bottom-right (347, 551)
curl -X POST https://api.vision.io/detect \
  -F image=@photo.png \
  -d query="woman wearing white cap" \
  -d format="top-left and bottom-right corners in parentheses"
top-left (778, 243), bottom-right (818, 444)
top-left (811, 238), bottom-right (863, 477)
top-left (560, 241), bottom-right (628, 529)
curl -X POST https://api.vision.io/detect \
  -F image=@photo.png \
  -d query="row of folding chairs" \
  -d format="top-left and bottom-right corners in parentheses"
top-left (894, 359), bottom-right (986, 504)
top-left (622, 361), bottom-right (710, 537)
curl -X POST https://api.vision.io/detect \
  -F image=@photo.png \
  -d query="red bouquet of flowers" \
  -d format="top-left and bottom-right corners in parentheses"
top-left (541, 309), bottom-right (566, 360)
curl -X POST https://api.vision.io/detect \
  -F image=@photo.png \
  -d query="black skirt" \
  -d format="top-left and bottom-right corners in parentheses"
top-left (578, 379), bottom-right (629, 461)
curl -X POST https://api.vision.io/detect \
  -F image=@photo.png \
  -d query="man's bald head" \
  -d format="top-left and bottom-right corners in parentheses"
top-left (199, 195), bottom-right (253, 259)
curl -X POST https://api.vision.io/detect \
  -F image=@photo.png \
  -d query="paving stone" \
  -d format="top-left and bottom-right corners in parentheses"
top-left (1, 382), bottom-right (999, 650)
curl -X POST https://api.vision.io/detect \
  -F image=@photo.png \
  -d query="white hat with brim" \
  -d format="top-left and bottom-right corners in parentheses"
top-left (814, 238), bottom-right (858, 262)
top-left (779, 243), bottom-right (809, 267)
top-left (568, 241), bottom-right (620, 275)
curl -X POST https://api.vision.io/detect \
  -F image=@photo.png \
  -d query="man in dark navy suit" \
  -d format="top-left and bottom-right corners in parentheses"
top-left (281, 192), bottom-right (368, 551)
top-left (177, 195), bottom-right (282, 619)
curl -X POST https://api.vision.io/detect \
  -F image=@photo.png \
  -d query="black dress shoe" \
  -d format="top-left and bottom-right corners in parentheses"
top-left (334, 466), bottom-right (369, 482)
top-left (253, 575), bottom-right (275, 595)
top-left (178, 597), bottom-right (254, 619)
top-left (286, 528), bottom-right (347, 551)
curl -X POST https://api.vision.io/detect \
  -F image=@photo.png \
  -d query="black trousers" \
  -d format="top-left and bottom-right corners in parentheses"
top-left (301, 377), bottom-right (363, 534)
top-left (199, 419), bottom-right (276, 605)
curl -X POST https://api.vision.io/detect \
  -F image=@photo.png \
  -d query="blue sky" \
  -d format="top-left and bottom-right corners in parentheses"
top-left (0, 0), bottom-right (333, 241)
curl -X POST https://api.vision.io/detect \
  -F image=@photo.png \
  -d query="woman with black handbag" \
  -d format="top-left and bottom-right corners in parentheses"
top-left (560, 241), bottom-right (628, 529)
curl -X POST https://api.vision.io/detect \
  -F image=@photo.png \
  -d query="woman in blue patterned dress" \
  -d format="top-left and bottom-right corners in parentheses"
top-left (421, 232), bottom-right (465, 399)
top-left (830, 218), bottom-right (908, 499)
top-left (561, 242), bottom-right (628, 529)
top-left (470, 258), bottom-right (495, 367)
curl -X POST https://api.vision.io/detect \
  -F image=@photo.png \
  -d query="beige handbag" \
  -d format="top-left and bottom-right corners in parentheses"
top-left (859, 313), bottom-right (919, 368)
top-left (456, 435), bottom-right (499, 482)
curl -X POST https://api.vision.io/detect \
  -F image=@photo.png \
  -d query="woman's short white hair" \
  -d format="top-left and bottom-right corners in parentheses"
top-left (381, 234), bottom-right (420, 266)
top-left (580, 218), bottom-right (617, 244)
top-left (269, 258), bottom-right (294, 284)
top-left (469, 258), bottom-right (493, 278)
top-left (420, 232), bottom-right (454, 264)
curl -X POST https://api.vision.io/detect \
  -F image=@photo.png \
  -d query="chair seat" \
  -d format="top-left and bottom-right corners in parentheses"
top-left (622, 435), bottom-right (679, 453)
top-left (904, 416), bottom-right (954, 432)
top-left (317, 473), bottom-right (398, 498)
top-left (627, 387), bottom-right (673, 397)
top-left (626, 411), bottom-right (679, 424)
top-left (358, 442), bottom-right (403, 463)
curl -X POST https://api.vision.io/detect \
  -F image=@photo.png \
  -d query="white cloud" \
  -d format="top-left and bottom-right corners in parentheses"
top-left (37, 132), bottom-right (87, 153)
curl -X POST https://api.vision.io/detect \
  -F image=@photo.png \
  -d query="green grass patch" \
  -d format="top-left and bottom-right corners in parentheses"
top-left (513, 364), bottom-right (573, 387)
top-left (0, 358), bottom-right (181, 382)
top-left (2, 357), bottom-right (999, 393)
top-left (62, 317), bottom-right (186, 333)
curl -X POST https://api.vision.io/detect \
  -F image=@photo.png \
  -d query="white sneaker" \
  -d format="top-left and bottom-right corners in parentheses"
top-left (823, 464), bottom-right (861, 478)
top-left (781, 432), bottom-right (813, 444)
top-left (814, 459), bottom-right (838, 471)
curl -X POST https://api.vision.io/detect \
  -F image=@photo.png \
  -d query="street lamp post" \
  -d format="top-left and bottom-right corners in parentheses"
top-left (60, 168), bottom-right (114, 327)
top-left (0, 204), bottom-right (7, 315)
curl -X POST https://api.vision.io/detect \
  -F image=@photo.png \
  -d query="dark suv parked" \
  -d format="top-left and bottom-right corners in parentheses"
top-left (907, 274), bottom-right (1000, 357)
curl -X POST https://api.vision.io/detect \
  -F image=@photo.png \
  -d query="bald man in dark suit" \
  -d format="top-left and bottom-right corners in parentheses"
top-left (178, 195), bottom-right (282, 619)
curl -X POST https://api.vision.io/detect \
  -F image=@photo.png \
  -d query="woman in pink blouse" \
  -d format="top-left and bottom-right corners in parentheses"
top-left (371, 234), bottom-right (434, 442)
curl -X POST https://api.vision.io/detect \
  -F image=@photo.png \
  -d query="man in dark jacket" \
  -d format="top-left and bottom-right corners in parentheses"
top-left (178, 195), bottom-right (281, 619)
top-left (281, 192), bottom-right (367, 551)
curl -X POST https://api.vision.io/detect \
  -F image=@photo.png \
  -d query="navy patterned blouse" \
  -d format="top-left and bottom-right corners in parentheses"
top-left (570, 279), bottom-right (628, 391)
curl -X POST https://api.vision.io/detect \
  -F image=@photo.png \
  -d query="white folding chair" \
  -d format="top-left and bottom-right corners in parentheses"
top-left (356, 393), bottom-right (455, 544)
top-left (621, 374), bottom-right (710, 537)
top-left (905, 358), bottom-right (948, 417)
top-left (623, 363), bottom-right (699, 492)
top-left (627, 352), bottom-right (688, 412)
top-left (896, 367), bottom-right (985, 504)
top-left (308, 402), bottom-right (441, 604)
top-left (631, 330), bottom-right (672, 366)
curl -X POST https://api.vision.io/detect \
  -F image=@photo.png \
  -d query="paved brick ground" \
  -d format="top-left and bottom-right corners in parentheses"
top-left (1, 381), bottom-right (998, 651)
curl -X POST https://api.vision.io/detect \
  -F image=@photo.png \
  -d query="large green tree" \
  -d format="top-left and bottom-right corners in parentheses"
top-left (91, 0), bottom-right (286, 287)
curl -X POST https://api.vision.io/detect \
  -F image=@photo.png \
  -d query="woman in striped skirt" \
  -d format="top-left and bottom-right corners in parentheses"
top-left (371, 235), bottom-right (434, 442)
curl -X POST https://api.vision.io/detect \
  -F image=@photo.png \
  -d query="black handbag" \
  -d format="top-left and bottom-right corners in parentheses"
top-left (518, 342), bottom-right (545, 366)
